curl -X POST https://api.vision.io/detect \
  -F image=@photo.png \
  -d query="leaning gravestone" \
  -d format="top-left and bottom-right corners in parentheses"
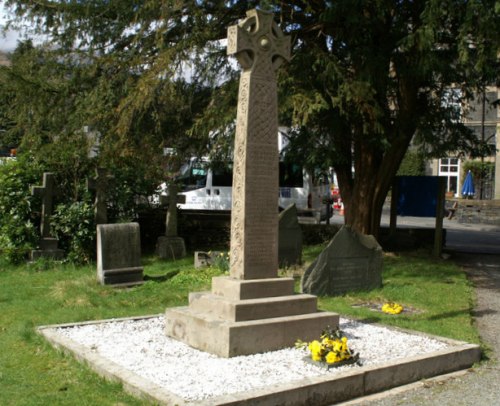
top-left (165, 9), bottom-right (338, 357)
top-left (278, 204), bottom-right (302, 266)
top-left (30, 172), bottom-right (64, 260)
top-left (97, 223), bottom-right (144, 286)
top-left (156, 183), bottom-right (186, 260)
top-left (302, 225), bottom-right (383, 296)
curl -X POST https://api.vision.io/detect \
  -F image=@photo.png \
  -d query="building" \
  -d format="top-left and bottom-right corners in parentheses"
top-left (429, 86), bottom-right (500, 199)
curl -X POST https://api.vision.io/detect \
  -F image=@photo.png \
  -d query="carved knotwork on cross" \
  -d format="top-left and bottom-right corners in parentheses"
top-left (227, 9), bottom-right (291, 280)
top-left (227, 9), bottom-right (290, 77)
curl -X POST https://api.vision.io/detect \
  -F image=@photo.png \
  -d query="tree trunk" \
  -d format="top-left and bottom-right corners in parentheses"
top-left (336, 131), bottom-right (414, 238)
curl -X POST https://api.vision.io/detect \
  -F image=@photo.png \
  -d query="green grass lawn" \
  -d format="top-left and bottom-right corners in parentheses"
top-left (0, 247), bottom-right (480, 405)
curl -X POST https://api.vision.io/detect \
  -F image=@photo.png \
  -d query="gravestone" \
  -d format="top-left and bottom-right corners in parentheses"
top-left (87, 167), bottom-right (113, 225)
top-left (156, 183), bottom-right (186, 260)
top-left (301, 225), bottom-right (383, 296)
top-left (96, 223), bottom-right (144, 286)
top-left (30, 172), bottom-right (64, 260)
top-left (278, 204), bottom-right (302, 266)
top-left (165, 9), bottom-right (338, 357)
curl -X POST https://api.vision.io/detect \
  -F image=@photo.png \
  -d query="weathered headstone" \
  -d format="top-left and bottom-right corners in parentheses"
top-left (30, 172), bottom-right (64, 260)
top-left (87, 167), bottom-right (113, 225)
top-left (165, 9), bottom-right (338, 357)
top-left (301, 225), bottom-right (383, 296)
top-left (156, 183), bottom-right (186, 260)
top-left (278, 204), bottom-right (302, 266)
top-left (96, 223), bottom-right (144, 286)
top-left (194, 251), bottom-right (223, 268)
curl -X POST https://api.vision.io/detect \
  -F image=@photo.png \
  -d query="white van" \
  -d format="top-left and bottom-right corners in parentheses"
top-left (159, 158), bottom-right (330, 220)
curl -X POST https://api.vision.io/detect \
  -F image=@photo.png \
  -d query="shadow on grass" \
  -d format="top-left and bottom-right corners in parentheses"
top-left (426, 308), bottom-right (471, 322)
top-left (471, 308), bottom-right (498, 318)
top-left (143, 270), bottom-right (180, 283)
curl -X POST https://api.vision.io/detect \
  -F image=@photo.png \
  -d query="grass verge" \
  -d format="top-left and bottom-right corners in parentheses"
top-left (0, 247), bottom-right (480, 405)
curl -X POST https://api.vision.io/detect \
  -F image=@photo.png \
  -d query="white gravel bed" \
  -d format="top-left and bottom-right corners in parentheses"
top-left (53, 316), bottom-right (449, 402)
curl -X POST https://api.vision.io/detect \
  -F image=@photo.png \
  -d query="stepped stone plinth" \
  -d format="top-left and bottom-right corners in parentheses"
top-left (165, 277), bottom-right (338, 357)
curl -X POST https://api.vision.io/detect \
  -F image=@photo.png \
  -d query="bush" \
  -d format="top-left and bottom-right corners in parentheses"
top-left (52, 199), bottom-right (95, 264)
top-left (0, 159), bottom-right (41, 263)
top-left (0, 151), bottom-right (164, 264)
top-left (462, 160), bottom-right (494, 182)
top-left (397, 150), bottom-right (426, 176)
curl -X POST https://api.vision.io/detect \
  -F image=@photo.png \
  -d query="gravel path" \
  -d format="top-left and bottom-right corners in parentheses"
top-left (341, 252), bottom-right (500, 406)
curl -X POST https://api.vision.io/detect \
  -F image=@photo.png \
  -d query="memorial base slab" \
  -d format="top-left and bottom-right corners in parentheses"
top-left (30, 238), bottom-right (64, 260)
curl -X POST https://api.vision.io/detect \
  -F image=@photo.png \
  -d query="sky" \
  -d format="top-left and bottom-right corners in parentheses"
top-left (1, 2), bottom-right (22, 52)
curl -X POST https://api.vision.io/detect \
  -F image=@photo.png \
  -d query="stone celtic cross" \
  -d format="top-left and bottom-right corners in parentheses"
top-left (162, 182), bottom-right (186, 237)
top-left (227, 9), bottom-right (291, 280)
top-left (31, 172), bottom-right (58, 239)
top-left (87, 167), bottom-right (113, 225)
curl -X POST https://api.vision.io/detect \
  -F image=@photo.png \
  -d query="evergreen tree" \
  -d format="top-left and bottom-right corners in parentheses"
top-left (2, 1), bottom-right (499, 236)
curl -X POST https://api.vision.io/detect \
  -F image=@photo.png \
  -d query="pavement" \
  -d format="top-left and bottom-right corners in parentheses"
top-left (329, 213), bottom-right (500, 406)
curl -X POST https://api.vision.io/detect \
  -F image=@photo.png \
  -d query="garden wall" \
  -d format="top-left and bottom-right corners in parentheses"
top-left (451, 199), bottom-right (500, 226)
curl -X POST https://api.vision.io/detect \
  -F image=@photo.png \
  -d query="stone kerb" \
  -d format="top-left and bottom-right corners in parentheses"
top-left (38, 315), bottom-right (481, 406)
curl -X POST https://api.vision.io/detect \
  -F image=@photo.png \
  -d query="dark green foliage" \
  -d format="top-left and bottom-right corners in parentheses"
top-left (52, 199), bottom-right (95, 264)
top-left (462, 160), bottom-right (495, 199)
top-left (0, 158), bottom-right (41, 263)
top-left (1, 0), bottom-right (499, 239)
top-left (301, 224), bottom-right (341, 245)
top-left (462, 160), bottom-right (495, 182)
top-left (397, 150), bottom-right (427, 176)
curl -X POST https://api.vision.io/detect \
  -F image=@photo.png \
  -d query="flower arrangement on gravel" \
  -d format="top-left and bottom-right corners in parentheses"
top-left (296, 326), bottom-right (359, 368)
top-left (382, 302), bottom-right (404, 314)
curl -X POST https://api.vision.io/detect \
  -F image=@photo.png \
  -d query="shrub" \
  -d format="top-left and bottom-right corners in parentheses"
top-left (52, 198), bottom-right (96, 264)
top-left (0, 158), bottom-right (41, 263)
top-left (397, 150), bottom-right (426, 176)
top-left (462, 160), bottom-right (494, 182)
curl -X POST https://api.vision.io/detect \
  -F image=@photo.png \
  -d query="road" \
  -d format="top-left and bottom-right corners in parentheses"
top-left (330, 213), bottom-right (500, 406)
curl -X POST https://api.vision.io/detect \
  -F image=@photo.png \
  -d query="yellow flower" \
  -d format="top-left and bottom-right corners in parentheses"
top-left (325, 351), bottom-right (339, 364)
top-left (382, 302), bottom-right (403, 314)
top-left (302, 327), bottom-right (355, 365)
top-left (308, 340), bottom-right (323, 361)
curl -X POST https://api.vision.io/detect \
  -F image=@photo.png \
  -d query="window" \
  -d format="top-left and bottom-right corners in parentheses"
top-left (178, 161), bottom-right (207, 191)
top-left (438, 158), bottom-right (460, 195)
top-left (212, 163), bottom-right (233, 187)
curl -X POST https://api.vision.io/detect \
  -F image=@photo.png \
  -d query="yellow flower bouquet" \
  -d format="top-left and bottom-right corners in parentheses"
top-left (381, 302), bottom-right (404, 314)
top-left (296, 326), bottom-right (359, 369)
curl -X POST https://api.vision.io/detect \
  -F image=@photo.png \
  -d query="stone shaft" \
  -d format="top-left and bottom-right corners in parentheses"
top-left (228, 9), bottom-right (291, 280)
top-left (87, 167), bottom-right (112, 225)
